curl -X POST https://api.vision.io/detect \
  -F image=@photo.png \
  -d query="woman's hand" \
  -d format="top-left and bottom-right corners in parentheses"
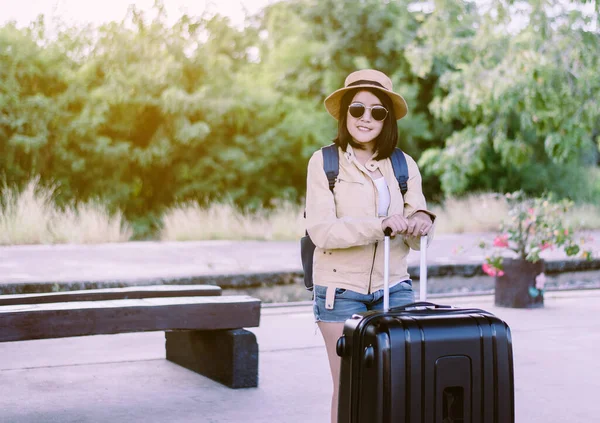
top-left (382, 211), bottom-right (433, 237)
top-left (407, 211), bottom-right (433, 237)
top-left (381, 214), bottom-right (408, 236)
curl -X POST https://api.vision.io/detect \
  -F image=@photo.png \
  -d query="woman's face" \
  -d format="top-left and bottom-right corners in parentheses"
top-left (346, 90), bottom-right (386, 149)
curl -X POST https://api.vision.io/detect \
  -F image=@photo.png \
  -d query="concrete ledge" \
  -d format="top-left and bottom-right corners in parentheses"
top-left (0, 272), bottom-right (299, 295)
top-left (408, 258), bottom-right (600, 278)
top-left (1, 258), bottom-right (598, 296)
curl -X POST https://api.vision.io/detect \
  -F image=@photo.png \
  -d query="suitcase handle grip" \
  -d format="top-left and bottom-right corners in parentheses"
top-left (390, 301), bottom-right (452, 311)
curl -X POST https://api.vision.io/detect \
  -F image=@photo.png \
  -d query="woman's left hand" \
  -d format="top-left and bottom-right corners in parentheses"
top-left (406, 211), bottom-right (433, 237)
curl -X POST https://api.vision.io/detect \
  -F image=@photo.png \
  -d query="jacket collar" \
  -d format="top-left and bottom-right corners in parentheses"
top-left (344, 144), bottom-right (382, 173)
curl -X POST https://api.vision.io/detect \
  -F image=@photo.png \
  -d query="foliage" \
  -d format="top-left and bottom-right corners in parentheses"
top-left (479, 191), bottom-right (594, 276)
top-left (0, 19), bottom-right (72, 188)
top-left (415, 0), bottom-right (600, 198)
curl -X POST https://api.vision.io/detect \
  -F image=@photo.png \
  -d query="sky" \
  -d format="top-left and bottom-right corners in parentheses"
top-left (0, 0), bottom-right (275, 28)
top-left (1, 1), bottom-right (596, 36)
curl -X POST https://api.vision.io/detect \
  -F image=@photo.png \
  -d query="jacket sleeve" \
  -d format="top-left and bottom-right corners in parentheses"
top-left (305, 150), bottom-right (385, 250)
top-left (402, 154), bottom-right (437, 251)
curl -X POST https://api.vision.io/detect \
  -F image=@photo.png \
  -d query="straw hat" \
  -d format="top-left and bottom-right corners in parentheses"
top-left (324, 69), bottom-right (408, 121)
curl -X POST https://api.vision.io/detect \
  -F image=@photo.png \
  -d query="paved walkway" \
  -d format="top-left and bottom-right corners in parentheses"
top-left (1, 233), bottom-right (600, 421)
top-left (0, 289), bottom-right (598, 422)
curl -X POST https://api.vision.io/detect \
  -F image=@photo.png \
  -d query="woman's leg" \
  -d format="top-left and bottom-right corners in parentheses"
top-left (318, 321), bottom-right (345, 423)
top-left (314, 286), bottom-right (367, 422)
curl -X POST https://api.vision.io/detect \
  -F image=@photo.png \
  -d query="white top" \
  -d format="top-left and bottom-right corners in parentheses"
top-left (373, 177), bottom-right (390, 217)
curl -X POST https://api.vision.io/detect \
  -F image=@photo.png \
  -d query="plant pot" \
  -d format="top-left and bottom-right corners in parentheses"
top-left (494, 258), bottom-right (545, 308)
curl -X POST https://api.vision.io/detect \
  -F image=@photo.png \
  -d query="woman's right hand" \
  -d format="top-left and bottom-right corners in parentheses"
top-left (381, 214), bottom-right (409, 237)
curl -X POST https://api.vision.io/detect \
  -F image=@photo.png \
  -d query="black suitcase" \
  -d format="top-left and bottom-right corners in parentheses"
top-left (336, 234), bottom-right (515, 423)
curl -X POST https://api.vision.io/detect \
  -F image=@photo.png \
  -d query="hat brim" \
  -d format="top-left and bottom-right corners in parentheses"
top-left (324, 85), bottom-right (408, 121)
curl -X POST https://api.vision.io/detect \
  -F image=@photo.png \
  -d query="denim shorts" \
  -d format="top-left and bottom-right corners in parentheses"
top-left (313, 281), bottom-right (415, 323)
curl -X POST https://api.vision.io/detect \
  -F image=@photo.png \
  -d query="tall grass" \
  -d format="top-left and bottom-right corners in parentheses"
top-left (429, 193), bottom-right (509, 234)
top-left (160, 193), bottom-right (600, 241)
top-left (160, 200), bottom-right (304, 241)
top-left (2, 179), bottom-right (599, 245)
top-left (430, 193), bottom-right (600, 234)
top-left (564, 203), bottom-right (600, 231)
top-left (0, 179), bottom-right (132, 245)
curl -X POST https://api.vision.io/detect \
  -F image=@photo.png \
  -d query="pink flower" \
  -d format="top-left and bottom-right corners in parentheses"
top-left (482, 263), bottom-right (504, 277)
top-left (564, 229), bottom-right (569, 235)
top-left (482, 263), bottom-right (494, 276)
top-left (493, 234), bottom-right (509, 248)
top-left (540, 243), bottom-right (552, 251)
top-left (535, 272), bottom-right (546, 290)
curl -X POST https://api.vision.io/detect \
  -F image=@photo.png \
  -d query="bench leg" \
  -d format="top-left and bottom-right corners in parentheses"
top-left (165, 329), bottom-right (258, 389)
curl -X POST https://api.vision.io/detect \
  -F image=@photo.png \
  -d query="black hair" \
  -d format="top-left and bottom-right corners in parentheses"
top-left (333, 87), bottom-right (398, 160)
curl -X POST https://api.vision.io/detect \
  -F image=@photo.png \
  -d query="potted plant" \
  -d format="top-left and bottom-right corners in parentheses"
top-left (480, 191), bottom-right (593, 308)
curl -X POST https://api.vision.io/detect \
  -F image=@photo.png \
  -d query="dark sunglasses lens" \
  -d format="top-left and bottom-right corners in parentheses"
top-left (372, 106), bottom-right (388, 121)
top-left (348, 104), bottom-right (365, 118)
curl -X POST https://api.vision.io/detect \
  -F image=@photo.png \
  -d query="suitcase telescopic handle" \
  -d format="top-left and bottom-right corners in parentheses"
top-left (383, 226), bottom-right (435, 312)
top-left (383, 228), bottom-right (429, 312)
top-left (419, 235), bottom-right (427, 301)
top-left (383, 228), bottom-right (392, 312)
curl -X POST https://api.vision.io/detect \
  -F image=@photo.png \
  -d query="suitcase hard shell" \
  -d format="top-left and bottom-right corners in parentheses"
top-left (336, 305), bottom-right (515, 422)
top-left (336, 235), bottom-right (515, 423)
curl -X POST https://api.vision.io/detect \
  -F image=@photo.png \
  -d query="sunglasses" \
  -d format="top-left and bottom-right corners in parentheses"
top-left (348, 102), bottom-right (388, 121)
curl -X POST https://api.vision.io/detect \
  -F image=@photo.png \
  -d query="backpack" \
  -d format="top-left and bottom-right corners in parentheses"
top-left (300, 144), bottom-right (409, 291)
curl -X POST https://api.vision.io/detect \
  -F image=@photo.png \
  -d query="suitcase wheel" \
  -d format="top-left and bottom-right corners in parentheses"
top-left (363, 345), bottom-right (375, 368)
top-left (336, 335), bottom-right (346, 357)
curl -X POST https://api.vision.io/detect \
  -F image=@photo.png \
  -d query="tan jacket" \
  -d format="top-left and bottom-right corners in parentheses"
top-left (305, 145), bottom-right (435, 295)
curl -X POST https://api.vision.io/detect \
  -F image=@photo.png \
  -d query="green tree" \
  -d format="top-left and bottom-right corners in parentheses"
top-left (254, 0), bottom-right (448, 197)
top-left (412, 0), bottom-right (600, 198)
top-left (0, 18), bottom-right (71, 189)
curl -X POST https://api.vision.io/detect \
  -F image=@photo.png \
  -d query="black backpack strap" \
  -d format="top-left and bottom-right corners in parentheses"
top-left (321, 144), bottom-right (339, 193)
top-left (390, 148), bottom-right (409, 195)
top-left (303, 144), bottom-right (339, 230)
top-left (301, 145), bottom-right (339, 292)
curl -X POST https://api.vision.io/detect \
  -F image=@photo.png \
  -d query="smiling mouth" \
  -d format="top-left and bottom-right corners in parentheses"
top-left (357, 126), bottom-right (371, 131)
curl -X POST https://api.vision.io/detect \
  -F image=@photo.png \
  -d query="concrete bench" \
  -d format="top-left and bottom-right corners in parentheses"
top-left (0, 285), bottom-right (261, 389)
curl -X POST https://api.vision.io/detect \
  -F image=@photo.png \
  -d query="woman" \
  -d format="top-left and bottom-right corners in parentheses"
top-left (305, 69), bottom-right (435, 423)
